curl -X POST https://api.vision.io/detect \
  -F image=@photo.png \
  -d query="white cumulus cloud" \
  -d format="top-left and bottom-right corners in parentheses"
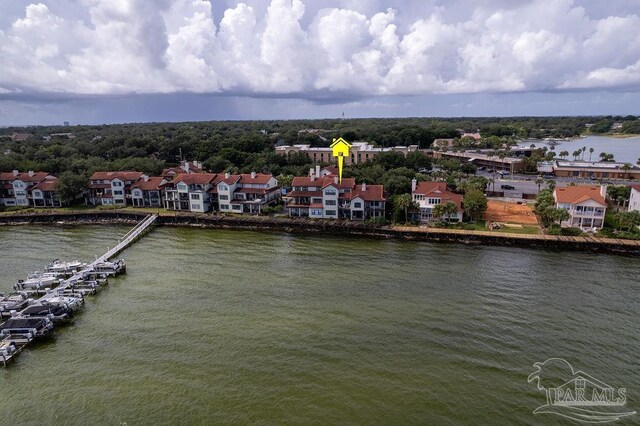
top-left (0, 0), bottom-right (639, 99)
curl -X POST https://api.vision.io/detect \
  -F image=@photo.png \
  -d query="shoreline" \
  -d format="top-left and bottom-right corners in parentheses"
top-left (1, 211), bottom-right (638, 255)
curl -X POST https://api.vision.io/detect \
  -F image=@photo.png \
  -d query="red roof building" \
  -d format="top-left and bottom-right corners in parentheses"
top-left (411, 180), bottom-right (463, 222)
top-left (216, 172), bottom-right (281, 214)
top-left (287, 168), bottom-right (385, 220)
top-left (553, 185), bottom-right (607, 230)
top-left (86, 171), bottom-right (145, 206)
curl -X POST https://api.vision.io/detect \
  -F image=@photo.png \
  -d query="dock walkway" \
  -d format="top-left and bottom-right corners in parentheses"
top-left (1, 214), bottom-right (158, 366)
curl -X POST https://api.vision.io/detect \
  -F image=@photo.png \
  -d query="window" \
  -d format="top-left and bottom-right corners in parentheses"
top-left (191, 204), bottom-right (201, 210)
top-left (232, 205), bottom-right (241, 210)
top-left (353, 202), bottom-right (362, 208)
top-left (220, 184), bottom-right (228, 191)
top-left (326, 210), bottom-right (336, 215)
top-left (190, 193), bottom-right (200, 200)
top-left (113, 190), bottom-right (123, 195)
top-left (428, 198), bottom-right (441, 205)
top-left (113, 181), bottom-right (122, 187)
top-left (311, 209), bottom-right (322, 216)
top-left (219, 195), bottom-right (229, 200)
top-left (325, 200), bottom-right (336, 206)
top-left (220, 204), bottom-right (229, 210)
top-left (177, 183), bottom-right (188, 191)
top-left (325, 190), bottom-right (336, 195)
top-left (414, 194), bottom-right (424, 201)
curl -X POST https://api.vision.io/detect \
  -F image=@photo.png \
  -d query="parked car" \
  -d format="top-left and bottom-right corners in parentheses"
top-left (501, 184), bottom-right (516, 190)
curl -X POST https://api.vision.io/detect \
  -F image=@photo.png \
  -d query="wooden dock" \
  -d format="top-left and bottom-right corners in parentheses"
top-left (0, 214), bottom-right (158, 366)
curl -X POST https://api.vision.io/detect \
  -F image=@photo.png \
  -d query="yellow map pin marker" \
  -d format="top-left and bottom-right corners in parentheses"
top-left (330, 137), bottom-right (351, 184)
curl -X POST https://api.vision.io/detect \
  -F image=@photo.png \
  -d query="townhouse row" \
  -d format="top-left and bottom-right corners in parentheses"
top-left (87, 170), bottom-right (281, 214)
top-left (0, 171), bottom-right (62, 208)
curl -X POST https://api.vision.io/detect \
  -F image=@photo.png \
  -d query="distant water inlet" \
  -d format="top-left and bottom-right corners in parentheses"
top-left (529, 135), bottom-right (640, 163)
top-left (0, 226), bottom-right (638, 424)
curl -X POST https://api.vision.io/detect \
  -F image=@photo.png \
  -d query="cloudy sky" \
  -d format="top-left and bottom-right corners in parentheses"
top-left (1, 0), bottom-right (639, 125)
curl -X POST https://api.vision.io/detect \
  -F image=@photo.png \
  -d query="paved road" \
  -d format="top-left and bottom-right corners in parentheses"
top-left (477, 171), bottom-right (635, 195)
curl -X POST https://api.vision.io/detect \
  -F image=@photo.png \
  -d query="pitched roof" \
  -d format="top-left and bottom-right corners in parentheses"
top-left (131, 176), bottom-right (165, 190)
top-left (0, 171), bottom-right (52, 183)
top-left (351, 184), bottom-right (385, 202)
top-left (554, 186), bottom-right (605, 205)
top-left (32, 178), bottom-right (58, 191)
top-left (220, 175), bottom-right (241, 185)
top-left (171, 173), bottom-right (218, 186)
top-left (413, 181), bottom-right (463, 209)
top-left (90, 171), bottom-right (144, 181)
top-left (239, 173), bottom-right (273, 185)
top-left (630, 184), bottom-right (640, 192)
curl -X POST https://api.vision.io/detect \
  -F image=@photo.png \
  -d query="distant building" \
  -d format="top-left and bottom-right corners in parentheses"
top-left (629, 185), bottom-right (640, 213)
top-left (63, 121), bottom-right (69, 126)
top-left (276, 142), bottom-right (420, 165)
top-left (538, 161), bottom-right (640, 180)
top-left (11, 133), bottom-right (32, 142)
top-left (411, 180), bottom-right (463, 222)
top-left (460, 132), bottom-right (481, 140)
top-left (611, 122), bottom-right (624, 131)
top-left (86, 171), bottom-right (145, 206)
top-left (50, 133), bottom-right (76, 139)
top-left (554, 186), bottom-right (607, 230)
top-left (433, 151), bottom-right (526, 173)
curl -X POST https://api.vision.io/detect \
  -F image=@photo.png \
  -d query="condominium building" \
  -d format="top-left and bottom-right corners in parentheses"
top-left (276, 142), bottom-right (419, 165)
top-left (0, 170), bottom-right (58, 207)
top-left (86, 171), bottom-right (145, 206)
top-left (539, 161), bottom-right (640, 180)
top-left (286, 169), bottom-right (385, 220)
top-left (161, 173), bottom-right (221, 213)
top-left (130, 176), bottom-right (167, 207)
top-left (217, 172), bottom-right (281, 214)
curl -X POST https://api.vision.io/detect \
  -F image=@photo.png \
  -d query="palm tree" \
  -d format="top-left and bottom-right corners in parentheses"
top-left (572, 150), bottom-right (581, 160)
top-left (535, 177), bottom-right (544, 193)
top-left (637, 158), bottom-right (640, 166)
top-left (395, 193), bottom-right (416, 223)
top-left (621, 163), bottom-right (632, 179)
top-left (559, 150), bottom-right (569, 160)
top-left (546, 180), bottom-right (556, 191)
top-left (589, 147), bottom-right (594, 161)
top-left (581, 146), bottom-right (586, 160)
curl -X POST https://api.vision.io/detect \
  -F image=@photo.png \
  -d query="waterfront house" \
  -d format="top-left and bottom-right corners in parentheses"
top-left (553, 185), bottom-right (607, 230)
top-left (217, 172), bottom-right (281, 214)
top-left (162, 160), bottom-right (204, 181)
top-left (411, 179), bottom-right (463, 222)
top-left (0, 170), bottom-right (57, 207)
top-left (287, 168), bottom-right (385, 220)
top-left (629, 185), bottom-right (640, 212)
top-left (86, 171), bottom-right (145, 206)
top-left (130, 176), bottom-right (167, 207)
top-left (161, 173), bottom-right (221, 213)
top-left (31, 177), bottom-right (63, 207)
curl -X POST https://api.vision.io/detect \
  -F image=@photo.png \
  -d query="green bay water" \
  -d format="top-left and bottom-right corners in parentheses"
top-left (0, 226), bottom-right (638, 425)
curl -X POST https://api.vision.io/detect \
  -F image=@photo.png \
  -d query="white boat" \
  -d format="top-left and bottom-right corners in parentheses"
top-left (14, 275), bottom-right (58, 291)
top-left (46, 294), bottom-right (84, 312)
top-left (45, 259), bottom-right (86, 275)
top-left (91, 259), bottom-right (126, 275)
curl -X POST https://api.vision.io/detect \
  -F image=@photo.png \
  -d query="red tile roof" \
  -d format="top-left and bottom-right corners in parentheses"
top-left (413, 182), bottom-right (463, 209)
top-left (221, 175), bottom-right (241, 185)
top-left (630, 184), bottom-right (640, 192)
top-left (131, 176), bottom-right (165, 191)
top-left (239, 173), bottom-right (273, 185)
top-left (291, 176), bottom-right (355, 190)
top-left (171, 173), bottom-right (218, 186)
top-left (554, 186), bottom-right (605, 205)
top-left (351, 184), bottom-right (385, 202)
top-left (90, 171), bottom-right (144, 181)
top-left (32, 178), bottom-right (58, 191)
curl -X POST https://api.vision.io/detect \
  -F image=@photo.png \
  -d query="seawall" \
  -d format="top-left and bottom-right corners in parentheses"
top-left (0, 211), bottom-right (638, 254)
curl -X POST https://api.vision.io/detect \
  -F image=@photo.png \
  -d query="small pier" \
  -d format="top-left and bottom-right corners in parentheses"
top-left (0, 214), bottom-right (157, 367)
